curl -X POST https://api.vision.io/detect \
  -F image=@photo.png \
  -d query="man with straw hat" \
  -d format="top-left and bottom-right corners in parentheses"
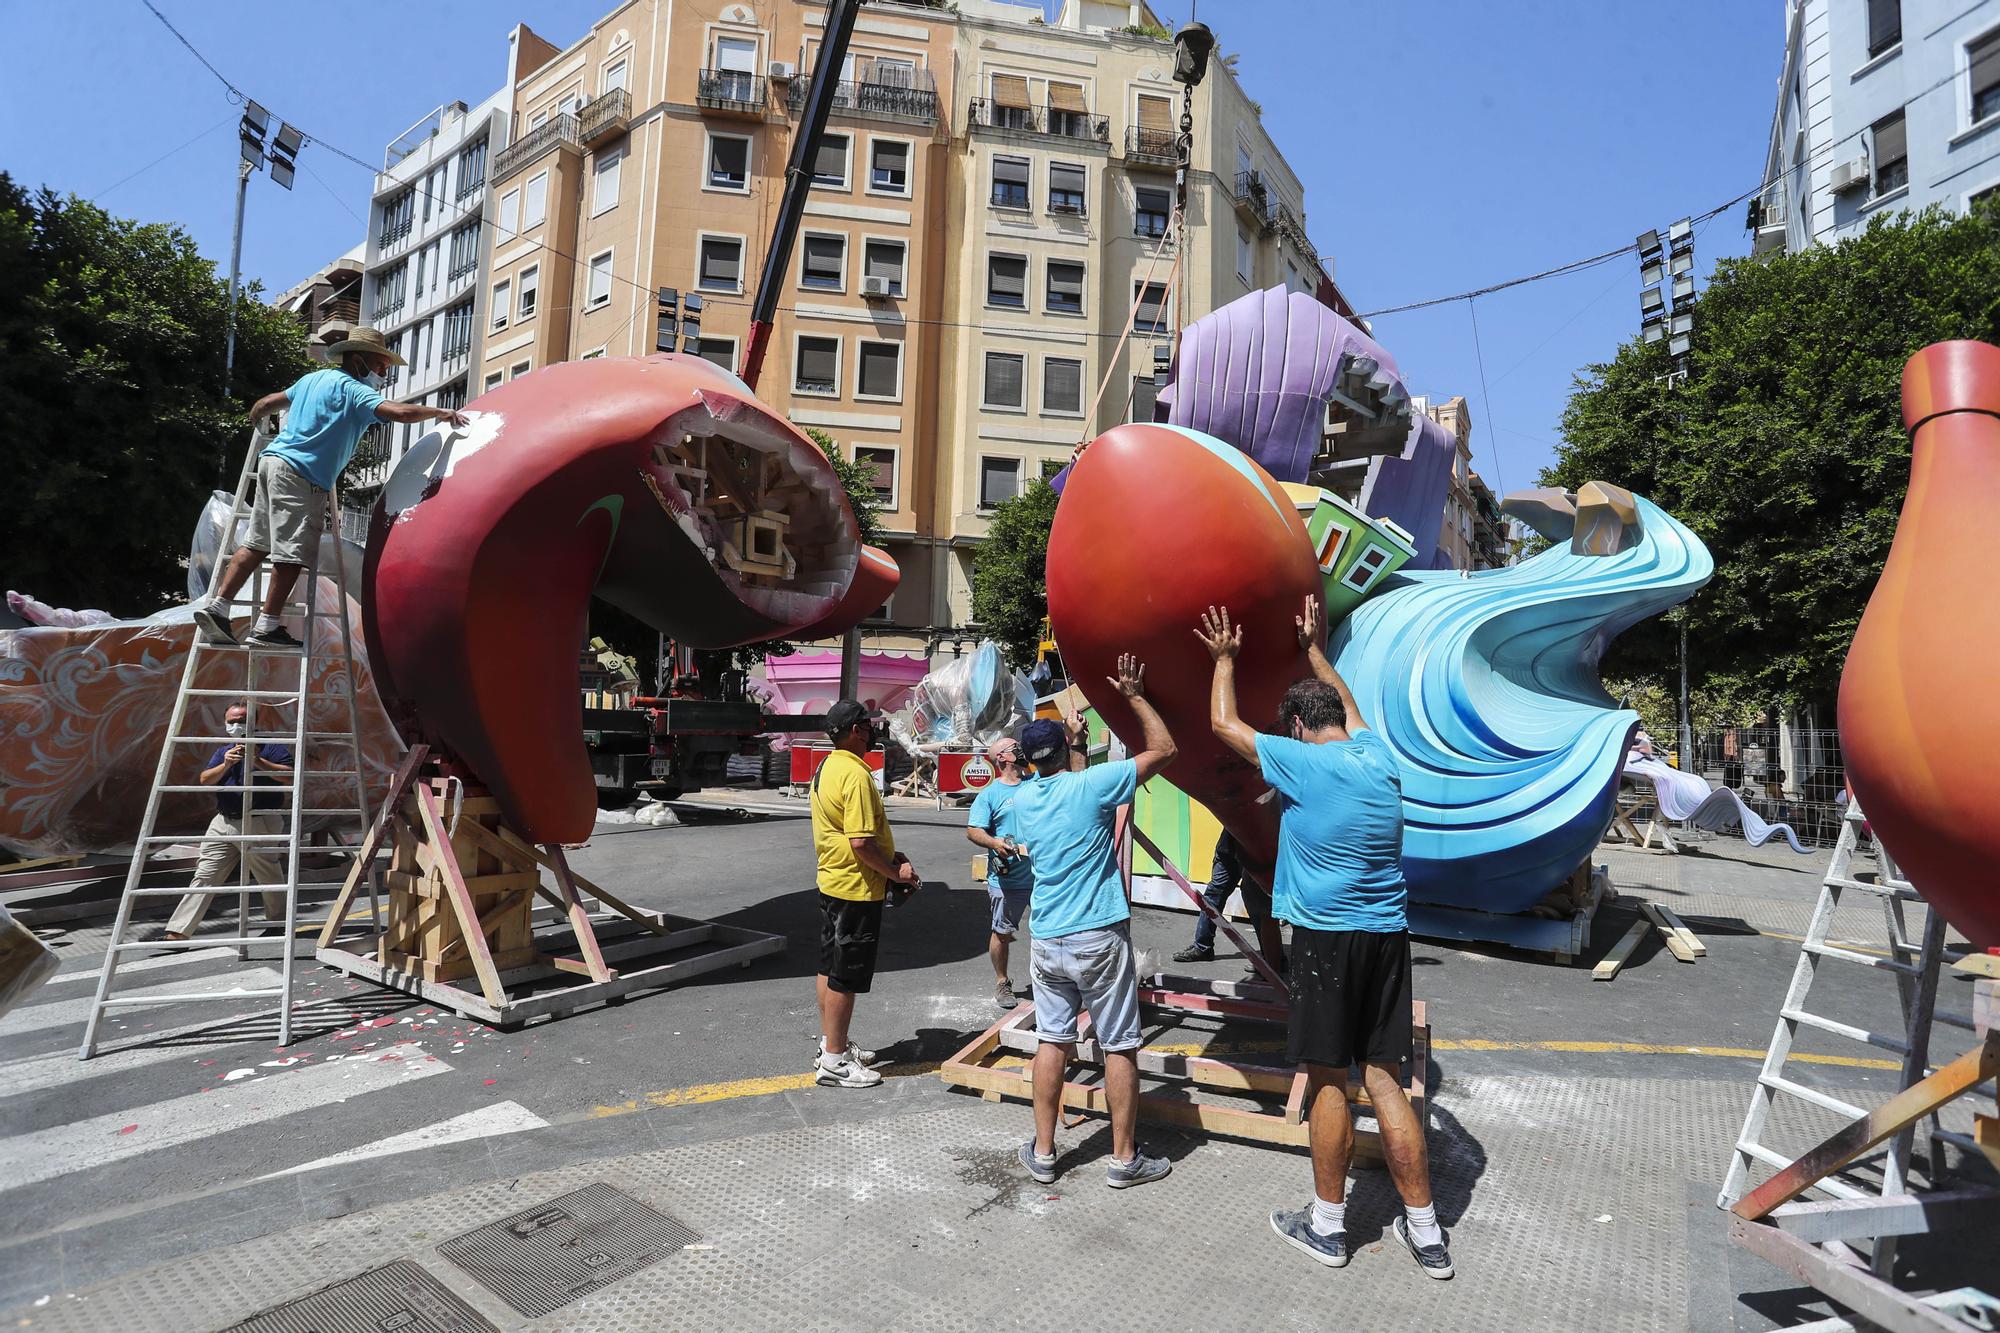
top-left (193, 327), bottom-right (467, 651)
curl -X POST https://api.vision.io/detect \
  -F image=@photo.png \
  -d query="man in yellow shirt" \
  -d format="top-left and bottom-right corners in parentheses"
top-left (810, 700), bottom-right (921, 1088)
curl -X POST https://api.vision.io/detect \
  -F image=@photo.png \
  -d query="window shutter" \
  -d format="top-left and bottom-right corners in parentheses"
top-left (1873, 111), bottom-right (1906, 168)
top-left (701, 240), bottom-right (739, 286)
top-left (985, 354), bottom-right (1024, 405)
top-left (1048, 82), bottom-right (1087, 113)
top-left (859, 343), bottom-right (899, 397)
top-left (1866, 0), bottom-right (1901, 55)
top-left (805, 235), bottom-right (844, 283)
top-left (991, 74), bottom-right (1030, 108)
top-left (865, 243), bottom-right (902, 283)
top-left (1137, 94), bottom-right (1172, 132)
top-left (1044, 358), bottom-right (1082, 413)
top-left (800, 339), bottom-right (837, 385)
top-left (990, 255), bottom-right (1026, 301)
top-left (1973, 31), bottom-right (2000, 101)
top-left (1051, 163), bottom-right (1086, 194)
top-left (815, 136), bottom-right (847, 181)
top-left (995, 157), bottom-right (1029, 188)
top-left (1049, 261), bottom-right (1083, 304)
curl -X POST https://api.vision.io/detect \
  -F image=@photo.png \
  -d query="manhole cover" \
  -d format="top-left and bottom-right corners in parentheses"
top-left (225, 1259), bottom-right (496, 1333)
top-left (437, 1181), bottom-right (699, 1318)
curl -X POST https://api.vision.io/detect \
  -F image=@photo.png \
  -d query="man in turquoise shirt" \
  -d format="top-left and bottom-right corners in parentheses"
top-left (1199, 597), bottom-right (1452, 1281)
top-left (194, 327), bottom-right (465, 651)
top-left (965, 734), bottom-right (1035, 1011)
top-left (1007, 655), bottom-right (1177, 1192)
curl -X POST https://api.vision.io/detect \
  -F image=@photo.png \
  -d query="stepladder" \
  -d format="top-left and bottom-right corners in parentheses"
top-left (1718, 795), bottom-right (1994, 1279)
top-left (78, 424), bottom-right (388, 1057)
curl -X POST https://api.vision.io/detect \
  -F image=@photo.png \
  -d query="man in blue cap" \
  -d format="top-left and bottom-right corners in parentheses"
top-left (1008, 655), bottom-right (1177, 1190)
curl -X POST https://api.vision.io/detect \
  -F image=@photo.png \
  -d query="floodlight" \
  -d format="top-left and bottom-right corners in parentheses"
top-left (1636, 228), bottom-right (1661, 256)
top-left (1641, 260), bottom-right (1664, 287)
top-left (1670, 249), bottom-right (1694, 276)
top-left (1670, 310), bottom-right (1693, 336)
top-left (1640, 285), bottom-right (1665, 312)
top-left (241, 101), bottom-right (270, 140)
top-left (1672, 274), bottom-right (1695, 301)
top-left (273, 123), bottom-right (304, 157)
top-left (682, 292), bottom-right (703, 315)
top-left (1668, 217), bottom-right (1692, 243)
top-left (1643, 325), bottom-right (1666, 344)
top-left (267, 154), bottom-right (295, 190)
top-left (1669, 333), bottom-right (1691, 357)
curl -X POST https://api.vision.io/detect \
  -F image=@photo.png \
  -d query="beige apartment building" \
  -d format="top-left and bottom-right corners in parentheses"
top-left (471, 0), bottom-right (1335, 633)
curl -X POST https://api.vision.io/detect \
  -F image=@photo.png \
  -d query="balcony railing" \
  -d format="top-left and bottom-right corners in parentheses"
top-left (494, 113), bottom-right (579, 184)
top-left (787, 71), bottom-right (939, 124)
top-left (315, 297), bottom-right (360, 329)
top-left (1232, 170), bottom-right (1276, 229)
top-left (1274, 201), bottom-right (1312, 257)
top-left (1125, 125), bottom-right (1176, 166)
top-left (967, 98), bottom-right (1109, 144)
top-left (579, 88), bottom-right (631, 148)
top-left (698, 68), bottom-right (767, 116)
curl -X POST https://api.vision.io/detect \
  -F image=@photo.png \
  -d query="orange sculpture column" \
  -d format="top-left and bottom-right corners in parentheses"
top-left (1838, 339), bottom-right (2000, 949)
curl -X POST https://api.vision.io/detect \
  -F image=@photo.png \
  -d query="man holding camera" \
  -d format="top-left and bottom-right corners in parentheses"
top-left (965, 734), bottom-right (1036, 1010)
top-left (809, 699), bottom-right (921, 1088)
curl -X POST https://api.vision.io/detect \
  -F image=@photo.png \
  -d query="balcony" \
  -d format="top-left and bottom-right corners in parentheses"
top-left (494, 113), bottom-right (579, 184)
top-left (1125, 125), bottom-right (1176, 168)
top-left (1273, 201), bottom-right (1313, 258)
top-left (787, 70), bottom-right (939, 125)
top-left (1232, 169), bottom-right (1276, 230)
top-left (967, 98), bottom-right (1109, 145)
top-left (698, 68), bottom-right (767, 118)
top-left (579, 88), bottom-right (630, 148)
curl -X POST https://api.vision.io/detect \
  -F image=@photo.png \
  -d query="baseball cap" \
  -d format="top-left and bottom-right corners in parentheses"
top-left (824, 699), bottom-right (871, 739)
top-left (1019, 718), bottom-right (1068, 764)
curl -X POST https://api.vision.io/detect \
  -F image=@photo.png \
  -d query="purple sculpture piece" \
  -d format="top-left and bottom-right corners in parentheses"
top-left (1362, 413), bottom-right (1457, 569)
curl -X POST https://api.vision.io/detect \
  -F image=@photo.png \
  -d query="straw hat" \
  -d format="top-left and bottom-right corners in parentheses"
top-left (325, 326), bottom-right (407, 366)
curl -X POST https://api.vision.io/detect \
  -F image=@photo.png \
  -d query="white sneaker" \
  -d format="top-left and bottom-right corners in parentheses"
top-left (814, 1049), bottom-right (883, 1088)
top-left (818, 1039), bottom-right (880, 1066)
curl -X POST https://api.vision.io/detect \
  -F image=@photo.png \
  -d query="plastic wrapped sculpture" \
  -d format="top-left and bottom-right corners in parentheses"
top-left (1839, 340), bottom-right (2000, 949)
top-left (365, 353), bottom-right (898, 845)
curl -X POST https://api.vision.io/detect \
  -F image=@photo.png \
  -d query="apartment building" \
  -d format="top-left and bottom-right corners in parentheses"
top-left (477, 1), bottom-right (954, 623)
top-left (355, 92), bottom-right (511, 504)
top-left (273, 247), bottom-right (364, 356)
top-left (931, 0), bottom-right (1331, 624)
top-left (1756, 0), bottom-right (2000, 255)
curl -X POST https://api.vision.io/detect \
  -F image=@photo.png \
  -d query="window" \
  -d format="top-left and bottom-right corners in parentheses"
top-left (801, 233), bottom-right (846, 290)
top-left (813, 133), bottom-right (850, 188)
top-left (987, 253), bottom-right (1027, 308)
top-left (1134, 281), bottom-right (1168, 334)
top-left (1973, 29), bottom-right (2000, 124)
top-left (1237, 227), bottom-right (1254, 284)
top-left (795, 335), bottom-right (840, 395)
top-left (511, 360), bottom-right (531, 380)
top-left (698, 234), bottom-right (744, 291)
top-left (1046, 260), bottom-right (1084, 314)
top-left (378, 189), bottom-right (414, 248)
top-left (587, 250), bottom-right (613, 308)
top-left (1041, 458), bottom-right (1066, 481)
top-left (518, 265), bottom-right (540, 319)
top-left (592, 147), bottom-right (623, 216)
top-left (457, 137), bottom-right (487, 199)
top-left (442, 300), bottom-right (474, 361)
top-left (448, 223), bottom-right (480, 281)
top-left (602, 57), bottom-right (629, 94)
top-left (413, 248), bottom-right (428, 295)
top-left (1135, 185), bottom-right (1170, 238)
top-left (372, 262), bottom-right (408, 321)
top-left (979, 456), bottom-right (1021, 508)
top-left (708, 134), bottom-right (750, 191)
top-left (497, 187), bottom-right (520, 237)
top-left (982, 351), bottom-right (1025, 410)
top-left (484, 371), bottom-right (504, 392)
top-left (869, 139), bottom-right (910, 195)
top-left (1342, 544), bottom-right (1392, 594)
top-left (1048, 162), bottom-right (1087, 215)
top-left (856, 340), bottom-right (902, 400)
top-left (1129, 376), bottom-right (1158, 423)
top-left (421, 177), bottom-right (432, 222)
top-left (716, 34), bottom-right (757, 72)
top-left (853, 446), bottom-right (897, 506)
top-left (490, 278), bottom-right (510, 330)
top-left (1975, 182), bottom-right (2000, 210)
top-left (523, 171), bottom-right (548, 229)
top-left (695, 336), bottom-right (738, 371)
top-left (1872, 109), bottom-right (1908, 195)
top-left (862, 239), bottom-right (905, 296)
top-left (1046, 82), bottom-right (1090, 139)
top-left (990, 72), bottom-right (1033, 130)
top-left (1867, 0), bottom-right (1901, 57)
top-left (1043, 357), bottom-right (1083, 415)
top-left (992, 156), bottom-right (1030, 209)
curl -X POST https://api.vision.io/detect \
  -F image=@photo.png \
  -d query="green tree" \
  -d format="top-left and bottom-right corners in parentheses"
top-left (1547, 204), bottom-right (2000, 707)
top-left (805, 426), bottom-right (885, 548)
top-left (971, 478), bottom-right (1059, 669)
top-left (0, 175), bottom-right (314, 616)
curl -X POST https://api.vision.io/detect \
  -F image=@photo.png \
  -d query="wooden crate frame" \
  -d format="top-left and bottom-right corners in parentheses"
top-left (940, 972), bottom-right (1429, 1154)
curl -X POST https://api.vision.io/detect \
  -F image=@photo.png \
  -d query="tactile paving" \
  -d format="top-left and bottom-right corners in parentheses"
top-left (437, 1180), bottom-right (698, 1318)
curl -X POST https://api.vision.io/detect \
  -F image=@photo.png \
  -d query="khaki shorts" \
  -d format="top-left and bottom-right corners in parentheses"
top-left (246, 453), bottom-right (326, 568)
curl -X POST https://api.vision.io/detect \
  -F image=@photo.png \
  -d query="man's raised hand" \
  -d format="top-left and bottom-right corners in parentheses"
top-left (1296, 596), bottom-right (1324, 654)
top-left (1195, 606), bottom-right (1242, 662)
top-left (1108, 652), bottom-right (1146, 699)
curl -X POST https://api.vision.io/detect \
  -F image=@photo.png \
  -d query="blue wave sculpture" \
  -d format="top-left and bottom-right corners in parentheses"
top-left (1329, 494), bottom-right (1713, 913)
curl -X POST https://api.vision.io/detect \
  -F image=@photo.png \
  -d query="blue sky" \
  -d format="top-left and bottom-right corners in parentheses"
top-left (1, 1), bottom-right (1781, 491)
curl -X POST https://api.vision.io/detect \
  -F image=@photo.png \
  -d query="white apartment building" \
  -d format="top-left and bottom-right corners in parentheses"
top-left (355, 92), bottom-right (510, 493)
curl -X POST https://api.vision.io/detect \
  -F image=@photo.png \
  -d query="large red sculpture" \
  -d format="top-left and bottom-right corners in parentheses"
top-left (1047, 423), bottom-right (1322, 883)
top-left (1838, 339), bottom-right (2000, 949)
top-left (365, 354), bottom-right (896, 845)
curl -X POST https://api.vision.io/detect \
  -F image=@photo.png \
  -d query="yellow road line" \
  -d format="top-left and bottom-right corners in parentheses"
top-left (1429, 1037), bottom-right (1898, 1070)
top-left (590, 1061), bottom-right (943, 1118)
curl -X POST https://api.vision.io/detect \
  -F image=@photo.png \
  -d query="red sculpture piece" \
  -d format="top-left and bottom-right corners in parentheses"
top-left (1838, 339), bottom-right (2000, 949)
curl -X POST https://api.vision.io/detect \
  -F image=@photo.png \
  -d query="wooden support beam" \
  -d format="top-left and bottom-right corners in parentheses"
top-left (1640, 902), bottom-right (1699, 963)
top-left (1593, 920), bottom-right (1650, 980)
top-left (1766, 1190), bottom-right (2000, 1244)
top-left (1729, 1215), bottom-right (1971, 1333)
top-left (486, 824), bottom-right (673, 935)
top-left (1129, 824), bottom-right (1289, 996)
top-left (1733, 1033), bottom-right (2000, 1221)
top-left (316, 743), bottom-right (427, 947)
top-left (547, 844), bottom-right (615, 983)
top-left (413, 783), bottom-right (506, 1007)
top-left (1649, 902), bottom-right (1705, 956)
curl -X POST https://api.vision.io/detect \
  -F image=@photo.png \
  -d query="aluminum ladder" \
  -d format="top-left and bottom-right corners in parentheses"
top-left (1718, 795), bottom-right (1988, 1275)
top-left (78, 425), bottom-right (381, 1057)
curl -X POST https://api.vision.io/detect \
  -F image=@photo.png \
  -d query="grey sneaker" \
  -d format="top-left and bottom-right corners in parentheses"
top-left (1392, 1215), bottom-right (1454, 1279)
top-left (191, 601), bottom-right (236, 646)
top-left (1269, 1206), bottom-right (1348, 1267)
top-left (1105, 1149), bottom-right (1171, 1189)
top-left (994, 978), bottom-right (1019, 1010)
top-left (813, 1049), bottom-right (882, 1088)
top-left (244, 625), bottom-right (305, 652)
top-left (1017, 1140), bottom-right (1057, 1184)
top-left (1171, 944), bottom-right (1214, 963)
top-left (818, 1039), bottom-right (879, 1066)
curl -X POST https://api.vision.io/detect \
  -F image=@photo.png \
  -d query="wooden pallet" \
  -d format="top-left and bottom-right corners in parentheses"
top-left (940, 973), bottom-right (1429, 1154)
top-left (1405, 863), bottom-right (1612, 963)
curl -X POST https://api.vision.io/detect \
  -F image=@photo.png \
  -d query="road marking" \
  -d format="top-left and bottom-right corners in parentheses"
top-left (44, 948), bottom-right (240, 986)
top-left (0, 968), bottom-right (289, 1038)
top-left (1427, 1038), bottom-right (1900, 1070)
top-left (257, 1101), bottom-right (547, 1180)
top-left (589, 1061), bottom-right (941, 1118)
top-left (0, 1041), bottom-right (447, 1193)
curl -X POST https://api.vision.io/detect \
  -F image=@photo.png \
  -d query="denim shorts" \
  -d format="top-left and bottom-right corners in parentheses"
top-left (1030, 921), bottom-right (1141, 1052)
top-left (987, 885), bottom-right (1031, 938)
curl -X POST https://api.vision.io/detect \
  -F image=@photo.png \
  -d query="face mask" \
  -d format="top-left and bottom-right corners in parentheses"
top-left (225, 721), bottom-right (246, 738)
top-left (362, 370), bottom-right (387, 391)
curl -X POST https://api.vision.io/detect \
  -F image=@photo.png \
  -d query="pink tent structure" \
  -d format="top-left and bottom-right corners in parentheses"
top-left (760, 648), bottom-right (928, 747)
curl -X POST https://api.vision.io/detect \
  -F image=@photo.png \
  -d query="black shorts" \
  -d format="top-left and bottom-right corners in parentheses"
top-left (818, 893), bottom-right (884, 994)
top-left (1286, 926), bottom-right (1412, 1069)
